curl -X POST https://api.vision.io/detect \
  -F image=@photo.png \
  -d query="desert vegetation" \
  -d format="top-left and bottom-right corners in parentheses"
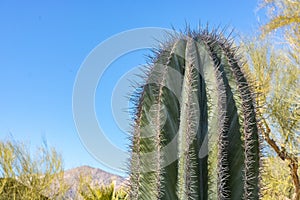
top-left (0, 0), bottom-right (299, 199)
top-left (78, 176), bottom-right (128, 200)
top-left (127, 1), bottom-right (299, 199)
top-left (0, 140), bottom-right (68, 199)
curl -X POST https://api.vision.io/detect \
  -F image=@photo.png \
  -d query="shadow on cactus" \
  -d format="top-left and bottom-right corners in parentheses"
top-left (128, 27), bottom-right (261, 200)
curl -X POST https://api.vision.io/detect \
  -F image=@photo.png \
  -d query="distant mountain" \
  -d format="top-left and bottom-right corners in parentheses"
top-left (62, 166), bottom-right (127, 199)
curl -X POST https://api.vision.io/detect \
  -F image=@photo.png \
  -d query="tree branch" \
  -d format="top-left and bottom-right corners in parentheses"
top-left (258, 114), bottom-right (300, 200)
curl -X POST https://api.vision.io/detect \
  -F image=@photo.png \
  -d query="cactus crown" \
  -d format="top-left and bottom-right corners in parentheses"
top-left (128, 27), bottom-right (260, 200)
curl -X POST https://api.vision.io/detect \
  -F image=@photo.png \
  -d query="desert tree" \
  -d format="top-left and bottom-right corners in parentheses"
top-left (0, 140), bottom-right (68, 199)
top-left (241, 37), bottom-right (299, 199)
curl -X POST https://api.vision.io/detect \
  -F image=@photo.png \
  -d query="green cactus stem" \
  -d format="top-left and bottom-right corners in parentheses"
top-left (129, 27), bottom-right (260, 200)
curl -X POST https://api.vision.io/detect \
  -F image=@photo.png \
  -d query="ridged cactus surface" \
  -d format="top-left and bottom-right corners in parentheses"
top-left (129, 28), bottom-right (260, 200)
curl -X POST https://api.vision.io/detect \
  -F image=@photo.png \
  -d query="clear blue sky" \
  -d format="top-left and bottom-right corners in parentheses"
top-left (0, 1), bottom-right (264, 176)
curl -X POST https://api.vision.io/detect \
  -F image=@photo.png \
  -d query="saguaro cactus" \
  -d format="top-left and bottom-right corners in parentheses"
top-left (129, 28), bottom-right (260, 200)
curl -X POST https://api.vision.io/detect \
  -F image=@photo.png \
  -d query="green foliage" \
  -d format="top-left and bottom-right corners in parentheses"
top-left (260, 0), bottom-right (300, 64)
top-left (78, 177), bottom-right (128, 200)
top-left (242, 40), bottom-right (300, 152)
top-left (0, 140), bottom-right (68, 199)
top-left (0, 178), bottom-right (49, 200)
top-left (239, 1), bottom-right (300, 199)
top-left (242, 38), bottom-right (300, 199)
top-left (261, 157), bottom-right (299, 200)
top-left (129, 28), bottom-right (260, 200)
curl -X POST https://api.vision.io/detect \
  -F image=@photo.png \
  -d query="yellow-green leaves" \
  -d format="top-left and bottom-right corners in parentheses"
top-left (0, 140), bottom-right (68, 199)
top-left (78, 176), bottom-right (128, 200)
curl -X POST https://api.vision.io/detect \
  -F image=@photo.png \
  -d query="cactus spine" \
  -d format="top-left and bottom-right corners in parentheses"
top-left (129, 28), bottom-right (260, 200)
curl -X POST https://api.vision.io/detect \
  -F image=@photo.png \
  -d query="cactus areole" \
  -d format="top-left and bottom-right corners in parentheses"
top-left (129, 28), bottom-right (260, 200)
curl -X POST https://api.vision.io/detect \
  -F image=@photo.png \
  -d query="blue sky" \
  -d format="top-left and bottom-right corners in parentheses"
top-left (0, 1), bottom-right (264, 176)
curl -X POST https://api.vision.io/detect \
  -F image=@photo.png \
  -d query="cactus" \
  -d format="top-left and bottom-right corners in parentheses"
top-left (129, 28), bottom-right (260, 200)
